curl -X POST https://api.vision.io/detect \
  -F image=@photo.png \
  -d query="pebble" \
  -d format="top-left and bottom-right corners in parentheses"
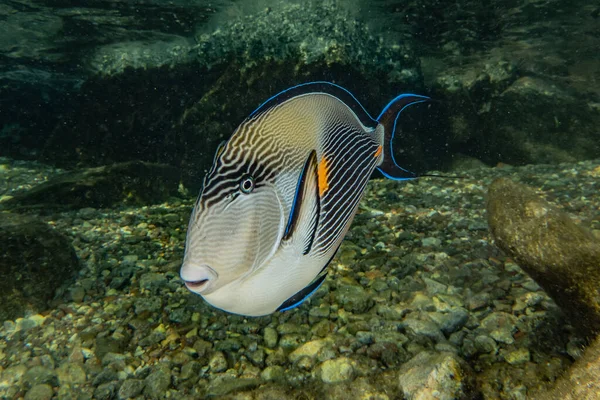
top-left (504, 348), bottom-right (530, 365)
top-left (289, 339), bottom-right (331, 363)
top-left (1, 156), bottom-right (597, 400)
top-left (260, 366), bottom-right (285, 381)
top-left (208, 351), bottom-right (228, 373)
top-left (143, 369), bottom-right (171, 399)
top-left (397, 352), bottom-right (474, 400)
top-left (56, 362), bottom-right (87, 385)
top-left (118, 379), bottom-right (145, 399)
top-left (23, 366), bottom-right (57, 389)
top-left (403, 318), bottom-right (446, 343)
top-left (263, 327), bottom-right (278, 348)
top-left (24, 384), bottom-right (53, 400)
top-left (318, 357), bottom-right (355, 383)
top-left (481, 312), bottom-right (518, 344)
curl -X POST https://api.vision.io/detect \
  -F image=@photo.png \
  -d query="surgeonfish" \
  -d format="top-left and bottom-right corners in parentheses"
top-left (181, 81), bottom-right (428, 316)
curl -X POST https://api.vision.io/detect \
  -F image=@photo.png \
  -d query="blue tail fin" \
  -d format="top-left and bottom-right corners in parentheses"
top-left (376, 94), bottom-right (429, 180)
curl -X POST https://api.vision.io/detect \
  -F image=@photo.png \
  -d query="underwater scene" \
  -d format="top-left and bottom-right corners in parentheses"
top-left (1, 0), bottom-right (599, 399)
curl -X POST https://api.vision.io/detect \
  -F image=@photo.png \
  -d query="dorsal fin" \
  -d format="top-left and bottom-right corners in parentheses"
top-left (248, 82), bottom-right (377, 129)
top-left (282, 150), bottom-right (320, 255)
top-left (376, 94), bottom-right (429, 180)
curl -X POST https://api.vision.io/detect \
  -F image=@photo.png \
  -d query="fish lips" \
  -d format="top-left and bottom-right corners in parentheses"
top-left (181, 264), bottom-right (218, 294)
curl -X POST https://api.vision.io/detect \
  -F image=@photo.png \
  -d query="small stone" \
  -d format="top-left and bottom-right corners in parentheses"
top-left (467, 292), bottom-right (491, 311)
top-left (397, 352), bottom-right (474, 400)
top-left (143, 369), bottom-right (171, 399)
top-left (206, 378), bottom-right (261, 397)
top-left (264, 327), bottom-right (278, 348)
top-left (215, 338), bottom-right (242, 352)
top-left (289, 339), bottom-right (331, 363)
top-left (504, 348), bottom-right (530, 365)
top-left (421, 237), bottom-right (441, 247)
top-left (23, 366), bottom-right (57, 389)
top-left (474, 335), bottom-right (497, 354)
top-left (318, 357), bottom-right (355, 383)
top-left (56, 362), bottom-right (86, 386)
top-left (481, 312), bottom-right (518, 344)
top-left (118, 379), bottom-right (145, 399)
top-left (208, 351), bottom-right (228, 372)
top-left (24, 384), bottom-right (53, 400)
top-left (94, 382), bottom-right (118, 400)
top-left (428, 308), bottom-right (469, 335)
top-left (260, 366), bottom-right (285, 381)
top-left (403, 318), bottom-right (446, 343)
top-left (179, 361), bottom-right (202, 381)
top-left (139, 273), bottom-right (167, 292)
top-left (423, 277), bottom-right (447, 295)
top-left (335, 284), bottom-right (372, 313)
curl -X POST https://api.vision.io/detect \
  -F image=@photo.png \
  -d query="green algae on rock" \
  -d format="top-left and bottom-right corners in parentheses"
top-left (487, 177), bottom-right (600, 337)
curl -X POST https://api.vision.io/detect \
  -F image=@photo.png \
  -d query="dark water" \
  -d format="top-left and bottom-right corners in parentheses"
top-left (0, 0), bottom-right (599, 399)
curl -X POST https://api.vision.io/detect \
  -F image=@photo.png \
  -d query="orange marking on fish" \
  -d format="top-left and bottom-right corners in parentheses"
top-left (374, 145), bottom-right (382, 158)
top-left (318, 156), bottom-right (329, 197)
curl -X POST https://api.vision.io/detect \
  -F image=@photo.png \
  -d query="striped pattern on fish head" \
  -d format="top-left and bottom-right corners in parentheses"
top-left (180, 103), bottom-right (319, 306)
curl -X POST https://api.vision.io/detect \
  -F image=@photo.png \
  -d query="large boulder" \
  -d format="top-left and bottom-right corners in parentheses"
top-left (486, 177), bottom-right (600, 338)
top-left (0, 213), bottom-right (79, 322)
top-left (0, 161), bottom-right (181, 211)
top-left (532, 335), bottom-right (600, 399)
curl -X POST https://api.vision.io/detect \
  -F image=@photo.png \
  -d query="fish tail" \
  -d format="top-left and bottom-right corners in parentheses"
top-left (376, 94), bottom-right (429, 180)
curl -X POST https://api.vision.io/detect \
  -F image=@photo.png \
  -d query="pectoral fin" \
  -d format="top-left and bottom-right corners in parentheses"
top-left (282, 150), bottom-right (320, 255)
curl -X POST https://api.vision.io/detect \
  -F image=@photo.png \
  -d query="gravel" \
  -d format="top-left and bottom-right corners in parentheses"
top-left (0, 157), bottom-right (599, 398)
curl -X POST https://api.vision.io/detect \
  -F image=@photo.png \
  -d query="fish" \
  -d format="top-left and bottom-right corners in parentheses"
top-left (180, 81), bottom-right (429, 316)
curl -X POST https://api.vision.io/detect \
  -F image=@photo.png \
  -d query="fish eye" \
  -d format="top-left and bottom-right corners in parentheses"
top-left (239, 174), bottom-right (255, 194)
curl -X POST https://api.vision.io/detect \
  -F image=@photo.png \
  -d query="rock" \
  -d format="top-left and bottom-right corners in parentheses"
top-left (94, 335), bottom-right (129, 361)
top-left (143, 369), bottom-right (171, 399)
top-left (206, 378), bottom-right (261, 398)
top-left (289, 339), bottom-right (332, 363)
top-left (480, 312), bottom-right (518, 344)
top-left (117, 379), bottom-right (145, 399)
top-left (56, 362), bottom-right (86, 386)
top-left (474, 335), bottom-right (497, 354)
top-left (260, 366), bottom-right (285, 382)
top-left (23, 366), bottom-right (58, 389)
top-left (263, 327), bottom-right (278, 348)
top-left (1, 161), bottom-right (180, 210)
top-left (208, 351), bottom-right (228, 373)
top-left (335, 284), bottom-right (373, 313)
top-left (487, 178), bottom-right (600, 337)
top-left (397, 352), bottom-right (476, 400)
top-left (532, 335), bottom-right (600, 399)
top-left (428, 308), bottom-right (470, 336)
top-left (504, 348), bottom-right (530, 365)
top-left (94, 382), bottom-right (118, 400)
top-left (403, 318), bottom-right (446, 343)
top-left (318, 357), bottom-right (355, 384)
top-left (0, 213), bottom-right (79, 321)
top-left (24, 384), bottom-right (54, 400)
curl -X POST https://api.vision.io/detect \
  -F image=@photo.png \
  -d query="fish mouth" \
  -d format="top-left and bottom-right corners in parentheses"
top-left (185, 279), bottom-right (210, 291)
top-left (181, 264), bottom-right (218, 294)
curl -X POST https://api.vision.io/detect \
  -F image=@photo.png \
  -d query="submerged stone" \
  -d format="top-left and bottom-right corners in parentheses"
top-left (397, 351), bottom-right (476, 400)
top-left (0, 161), bottom-right (180, 210)
top-left (0, 213), bottom-right (79, 322)
top-left (487, 178), bottom-right (600, 337)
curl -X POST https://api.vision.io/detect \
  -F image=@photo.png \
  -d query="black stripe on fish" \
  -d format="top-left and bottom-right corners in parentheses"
top-left (282, 150), bottom-right (320, 255)
top-left (248, 81), bottom-right (378, 130)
